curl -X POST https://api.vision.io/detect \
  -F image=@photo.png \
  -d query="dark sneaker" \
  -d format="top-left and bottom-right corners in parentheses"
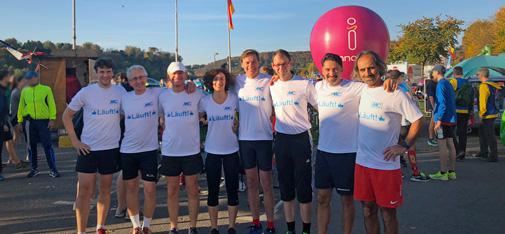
top-left (227, 228), bottom-right (237, 234)
top-left (169, 228), bottom-right (179, 234)
top-left (427, 139), bottom-right (438, 147)
top-left (248, 224), bottom-right (263, 234)
top-left (49, 170), bottom-right (61, 178)
top-left (115, 208), bottom-right (127, 218)
top-left (189, 227), bottom-right (198, 234)
top-left (210, 228), bottom-right (219, 234)
top-left (410, 172), bottom-right (431, 182)
top-left (142, 227), bottom-right (152, 234)
top-left (456, 152), bottom-right (465, 161)
top-left (475, 152), bottom-right (488, 158)
top-left (26, 169), bottom-right (39, 178)
top-left (487, 157), bottom-right (498, 162)
top-left (265, 228), bottom-right (276, 234)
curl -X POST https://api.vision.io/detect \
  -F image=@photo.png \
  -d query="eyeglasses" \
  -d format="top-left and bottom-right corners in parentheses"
top-left (273, 63), bottom-right (289, 68)
top-left (129, 75), bottom-right (147, 81)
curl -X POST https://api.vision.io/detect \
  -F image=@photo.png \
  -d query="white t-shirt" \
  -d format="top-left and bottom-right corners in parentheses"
top-left (199, 93), bottom-right (239, 155)
top-left (356, 86), bottom-right (423, 170)
top-left (234, 73), bottom-right (273, 141)
top-left (316, 80), bottom-right (365, 153)
top-left (159, 89), bottom-right (204, 157)
top-left (120, 88), bottom-right (163, 153)
top-left (68, 84), bottom-right (126, 151)
top-left (270, 75), bottom-right (317, 134)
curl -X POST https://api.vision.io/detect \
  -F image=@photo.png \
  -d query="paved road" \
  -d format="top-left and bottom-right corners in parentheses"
top-left (1, 136), bottom-right (504, 233)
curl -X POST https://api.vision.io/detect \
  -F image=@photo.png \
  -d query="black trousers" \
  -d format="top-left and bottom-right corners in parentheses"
top-left (479, 118), bottom-right (498, 157)
top-left (453, 113), bottom-right (469, 155)
top-left (205, 152), bottom-right (240, 207)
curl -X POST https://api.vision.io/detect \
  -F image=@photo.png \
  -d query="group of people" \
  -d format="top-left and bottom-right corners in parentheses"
top-left (425, 64), bottom-right (502, 181)
top-left (0, 69), bottom-right (60, 181)
top-left (62, 48), bottom-right (426, 234)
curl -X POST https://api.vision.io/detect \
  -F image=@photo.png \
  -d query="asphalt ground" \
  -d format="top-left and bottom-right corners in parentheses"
top-left (1, 135), bottom-right (504, 234)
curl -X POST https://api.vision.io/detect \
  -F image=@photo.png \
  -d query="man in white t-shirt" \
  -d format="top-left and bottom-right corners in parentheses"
top-left (315, 53), bottom-right (365, 234)
top-left (120, 65), bottom-right (162, 234)
top-left (158, 62), bottom-right (203, 234)
top-left (270, 49), bottom-right (317, 234)
top-left (62, 58), bottom-right (126, 234)
top-left (353, 51), bottom-right (423, 234)
top-left (234, 49), bottom-right (276, 234)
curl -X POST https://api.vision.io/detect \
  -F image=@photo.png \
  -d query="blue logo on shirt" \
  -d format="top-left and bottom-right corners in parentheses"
top-left (127, 111), bottom-right (157, 120)
top-left (273, 100), bottom-right (299, 107)
top-left (166, 111), bottom-right (194, 118)
top-left (145, 101), bottom-right (153, 107)
top-left (359, 112), bottom-right (385, 122)
top-left (287, 91), bottom-right (296, 96)
top-left (91, 109), bottom-right (120, 116)
top-left (239, 96), bottom-right (266, 102)
top-left (371, 102), bottom-right (383, 109)
top-left (331, 92), bottom-right (342, 97)
top-left (183, 102), bottom-right (192, 106)
top-left (110, 99), bottom-right (119, 104)
top-left (318, 101), bottom-right (344, 109)
top-left (224, 106), bottom-right (232, 111)
top-left (256, 87), bottom-right (264, 91)
top-left (208, 114), bottom-right (234, 122)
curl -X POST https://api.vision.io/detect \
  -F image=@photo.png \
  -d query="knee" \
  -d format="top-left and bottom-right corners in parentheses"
top-left (380, 208), bottom-right (396, 222)
top-left (317, 192), bottom-right (331, 207)
top-left (246, 175), bottom-right (259, 191)
top-left (144, 184), bottom-right (156, 198)
top-left (186, 184), bottom-right (200, 198)
top-left (363, 203), bottom-right (378, 218)
top-left (77, 185), bottom-right (94, 200)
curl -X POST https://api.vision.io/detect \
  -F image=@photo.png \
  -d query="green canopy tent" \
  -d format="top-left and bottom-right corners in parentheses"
top-left (445, 54), bottom-right (505, 78)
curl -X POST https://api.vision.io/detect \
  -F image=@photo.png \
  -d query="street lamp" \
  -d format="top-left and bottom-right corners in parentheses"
top-left (214, 52), bottom-right (219, 63)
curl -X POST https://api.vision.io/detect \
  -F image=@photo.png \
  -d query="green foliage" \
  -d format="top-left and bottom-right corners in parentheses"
top-left (389, 16), bottom-right (464, 67)
top-left (0, 38), bottom-right (181, 80)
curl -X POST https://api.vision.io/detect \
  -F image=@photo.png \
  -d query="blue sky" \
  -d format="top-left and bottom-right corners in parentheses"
top-left (1, 0), bottom-right (503, 65)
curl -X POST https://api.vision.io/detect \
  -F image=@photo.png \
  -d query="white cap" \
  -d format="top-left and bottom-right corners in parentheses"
top-left (167, 62), bottom-right (187, 74)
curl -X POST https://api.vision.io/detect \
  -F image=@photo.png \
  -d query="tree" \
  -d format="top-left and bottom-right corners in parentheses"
top-left (389, 16), bottom-right (464, 71)
top-left (492, 6), bottom-right (505, 53)
top-left (462, 20), bottom-right (495, 58)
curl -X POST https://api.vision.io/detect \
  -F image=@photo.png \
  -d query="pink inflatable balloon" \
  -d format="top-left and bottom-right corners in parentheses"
top-left (310, 6), bottom-right (390, 79)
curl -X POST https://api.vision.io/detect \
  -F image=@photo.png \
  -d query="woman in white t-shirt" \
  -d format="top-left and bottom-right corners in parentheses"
top-left (199, 68), bottom-right (240, 234)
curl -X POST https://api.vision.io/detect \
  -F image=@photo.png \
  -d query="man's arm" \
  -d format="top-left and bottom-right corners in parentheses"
top-left (17, 89), bottom-right (26, 123)
top-left (47, 88), bottom-right (57, 120)
top-left (479, 84), bottom-right (490, 118)
top-left (62, 107), bottom-right (90, 155)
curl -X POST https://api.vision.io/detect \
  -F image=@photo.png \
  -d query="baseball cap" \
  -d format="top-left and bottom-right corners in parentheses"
top-left (166, 62), bottom-right (187, 74)
top-left (23, 71), bottom-right (39, 79)
top-left (431, 65), bottom-right (446, 75)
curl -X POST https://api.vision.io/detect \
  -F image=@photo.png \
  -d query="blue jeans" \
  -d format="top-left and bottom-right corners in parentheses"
top-left (24, 119), bottom-right (57, 171)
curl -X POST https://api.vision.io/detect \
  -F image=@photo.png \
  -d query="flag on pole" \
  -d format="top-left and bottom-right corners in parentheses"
top-left (227, 0), bottom-right (235, 30)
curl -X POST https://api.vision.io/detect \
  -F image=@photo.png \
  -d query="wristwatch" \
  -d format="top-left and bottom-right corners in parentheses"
top-left (398, 140), bottom-right (410, 150)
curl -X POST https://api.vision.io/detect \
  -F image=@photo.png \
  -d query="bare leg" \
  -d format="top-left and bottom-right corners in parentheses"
top-left (259, 170), bottom-right (275, 223)
top-left (446, 138), bottom-right (457, 171)
top-left (317, 189), bottom-right (332, 234)
top-left (75, 173), bottom-right (97, 233)
top-left (96, 174), bottom-right (114, 226)
top-left (228, 205), bottom-right (238, 229)
top-left (362, 202), bottom-right (380, 234)
top-left (341, 195), bottom-right (355, 234)
top-left (380, 207), bottom-right (399, 234)
top-left (166, 176), bottom-right (181, 230)
top-left (143, 180), bottom-right (157, 221)
top-left (245, 168), bottom-right (260, 221)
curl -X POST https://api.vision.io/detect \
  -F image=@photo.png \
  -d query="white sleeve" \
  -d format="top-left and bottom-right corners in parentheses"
top-left (68, 89), bottom-right (85, 111)
top-left (198, 97), bottom-right (206, 113)
top-left (396, 91), bottom-right (423, 123)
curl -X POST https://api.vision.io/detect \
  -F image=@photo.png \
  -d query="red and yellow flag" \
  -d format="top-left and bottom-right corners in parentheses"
top-left (227, 0), bottom-right (235, 30)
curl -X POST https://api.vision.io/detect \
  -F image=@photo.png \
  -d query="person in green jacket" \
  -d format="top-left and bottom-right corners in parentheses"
top-left (17, 71), bottom-right (59, 178)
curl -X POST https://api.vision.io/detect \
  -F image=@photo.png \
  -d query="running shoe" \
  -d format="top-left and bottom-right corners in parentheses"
top-left (169, 228), bottom-right (179, 234)
top-left (447, 171), bottom-right (457, 180)
top-left (115, 208), bottom-right (127, 218)
top-left (410, 172), bottom-right (431, 182)
top-left (456, 152), bottom-right (465, 161)
top-left (132, 227), bottom-right (142, 234)
top-left (248, 224), bottom-right (263, 234)
top-left (143, 227), bottom-right (152, 234)
top-left (210, 228), bottom-right (219, 234)
top-left (429, 171), bottom-right (448, 181)
top-left (49, 170), bottom-right (61, 178)
top-left (26, 169), bottom-right (39, 178)
top-left (227, 228), bottom-right (237, 234)
top-left (427, 139), bottom-right (438, 147)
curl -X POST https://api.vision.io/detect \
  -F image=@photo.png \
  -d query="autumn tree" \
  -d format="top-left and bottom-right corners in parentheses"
top-left (492, 6), bottom-right (505, 53)
top-left (462, 20), bottom-right (495, 58)
top-left (389, 16), bottom-right (464, 71)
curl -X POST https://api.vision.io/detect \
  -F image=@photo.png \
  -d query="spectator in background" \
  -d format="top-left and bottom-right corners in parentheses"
top-left (260, 66), bottom-right (274, 76)
top-left (429, 65), bottom-right (457, 181)
top-left (449, 66), bottom-right (474, 161)
top-left (476, 68), bottom-right (502, 162)
top-left (3, 73), bottom-right (26, 169)
top-left (0, 70), bottom-right (13, 181)
top-left (425, 74), bottom-right (438, 147)
top-left (17, 71), bottom-right (60, 178)
top-left (116, 72), bottom-right (133, 92)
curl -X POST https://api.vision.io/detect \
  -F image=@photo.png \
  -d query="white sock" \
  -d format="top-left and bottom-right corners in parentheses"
top-left (130, 214), bottom-right (141, 228)
top-left (143, 217), bottom-right (152, 228)
top-left (78, 232), bottom-right (86, 234)
top-left (96, 224), bottom-right (105, 230)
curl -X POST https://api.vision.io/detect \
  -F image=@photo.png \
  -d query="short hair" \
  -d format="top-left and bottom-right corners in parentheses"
top-left (240, 49), bottom-right (260, 63)
top-left (126, 65), bottom-right (148, 79)
top-left (203, 68), bottom-right (234, 92)
top-left (352, 50), bottom-right (386, 79)
top-left (321, 53), bottom-right (343, 68)
top-left (273, 49), bottom-right (291, 62)
top-left (453, 66), bottom-right (463, 76)
top-left (93, 57), bottom-right (115, 72)
top-left (386, 70), bottom-right (402, 80)
top-left (478, 67), bottom-right (489, 78)
top-left (0, 69), bottom-right (9, 80)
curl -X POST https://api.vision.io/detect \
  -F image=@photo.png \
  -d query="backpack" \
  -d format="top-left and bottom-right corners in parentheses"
top-left (455, 81), bottom-right (473, 109)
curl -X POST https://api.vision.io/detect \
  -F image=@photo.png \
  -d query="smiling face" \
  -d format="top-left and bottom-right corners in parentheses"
top-left (322, 59), bottom-right (343, 86)
top-left (272, 53), bottom-right (293, 80)
top-left (212, 72), bottom-right (226, 92)
top-left (169, 70), bottom-right (187, 89)
top-left (96, 67), bottom-right (114, 87)
top-left (128, 69), bottom-right (147, 94)
top-left (241, 54), bottom-right (259, 78)
top-left (357, 54), bottom-right (381, 87)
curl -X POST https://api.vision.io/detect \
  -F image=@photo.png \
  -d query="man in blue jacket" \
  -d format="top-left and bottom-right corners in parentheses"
top-left (429, 65), bottom-right (457, 181)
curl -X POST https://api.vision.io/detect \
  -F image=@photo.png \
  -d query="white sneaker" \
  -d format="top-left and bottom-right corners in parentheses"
top-left (238, 174), bottom-right (247, 192)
